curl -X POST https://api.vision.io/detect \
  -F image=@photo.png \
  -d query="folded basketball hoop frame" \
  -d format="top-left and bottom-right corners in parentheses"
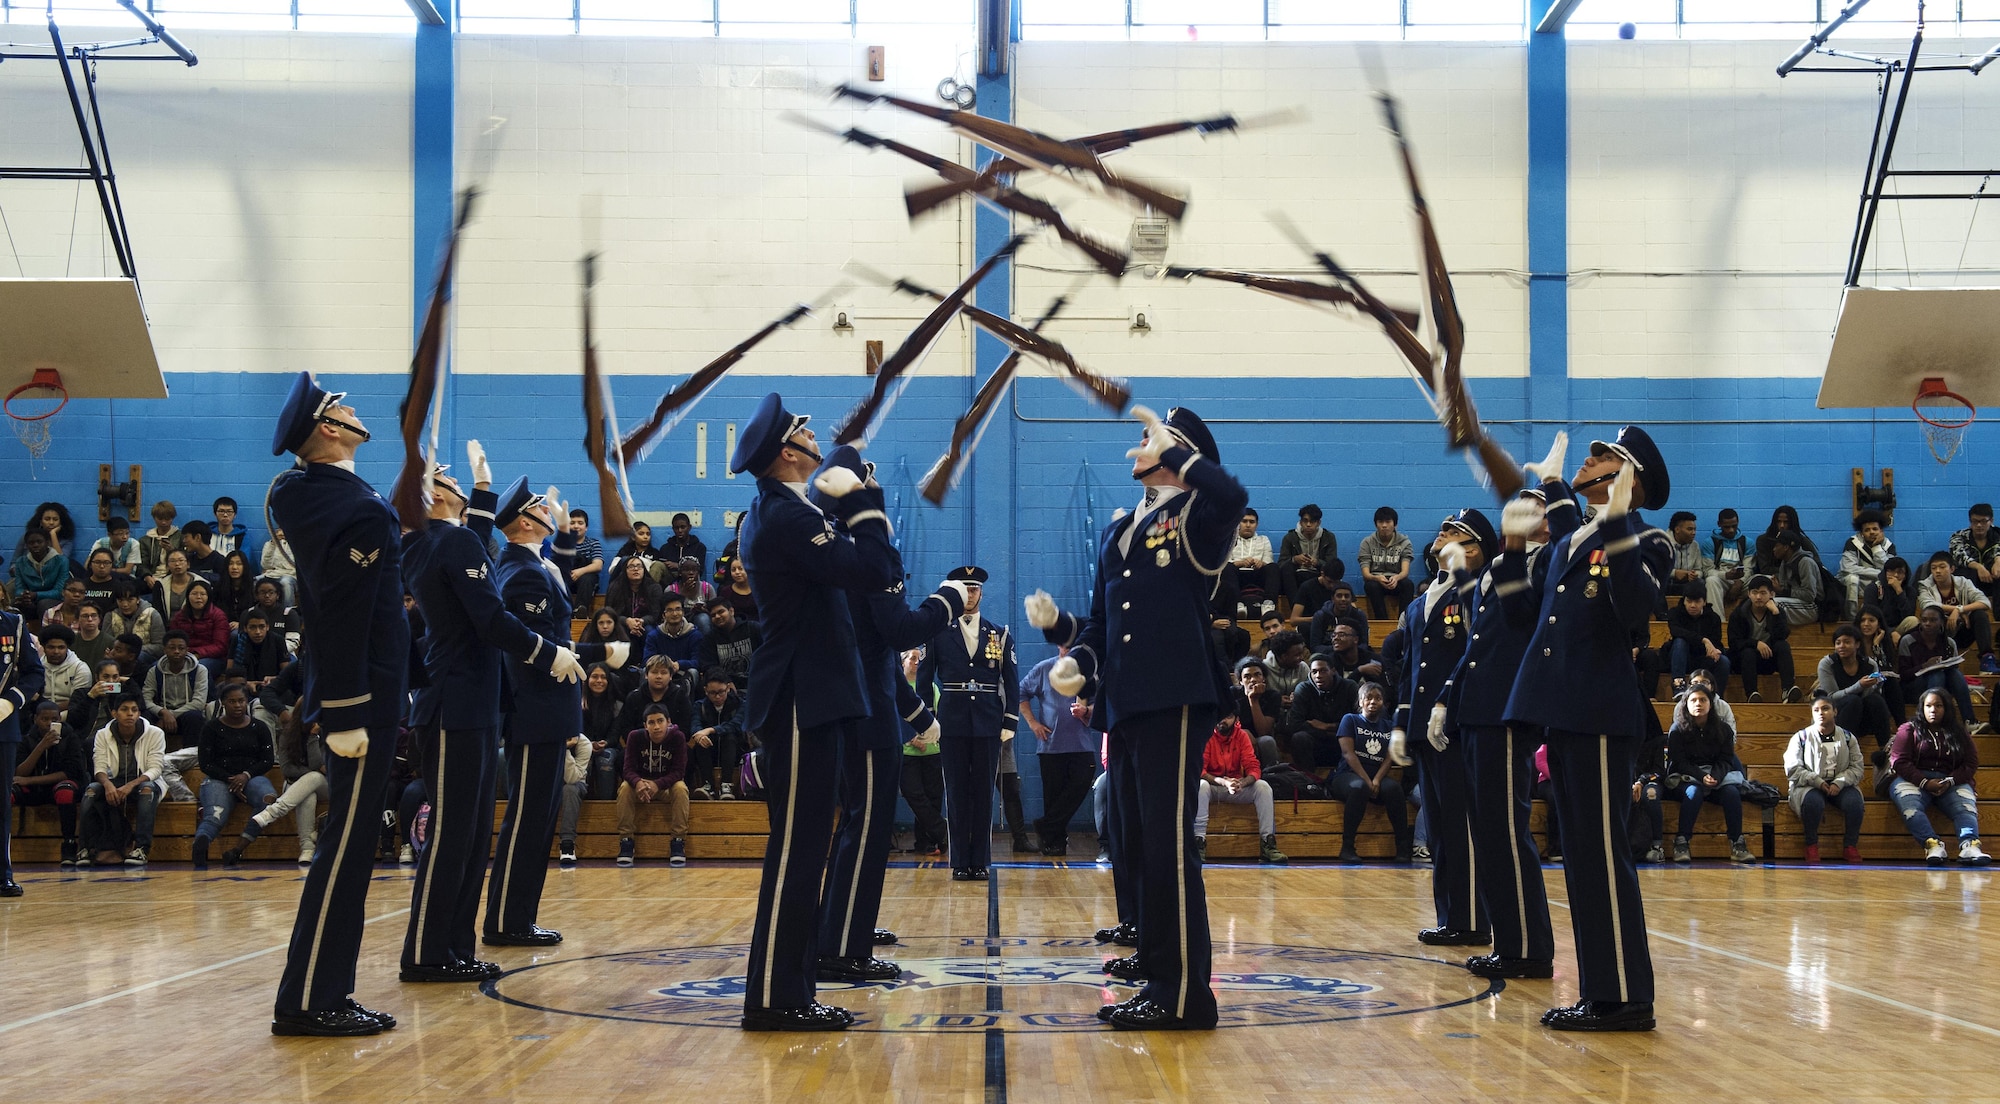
top-left (0, 9), bottom-right (199, 283)
top-left (1776, 0), bottom-right (2000, 287)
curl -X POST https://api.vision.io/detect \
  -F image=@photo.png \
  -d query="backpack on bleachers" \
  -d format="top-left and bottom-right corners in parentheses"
top-left (1263, 764), bottom-right (1327, 800)
top-left (738, 747), bottom-right (766, 800)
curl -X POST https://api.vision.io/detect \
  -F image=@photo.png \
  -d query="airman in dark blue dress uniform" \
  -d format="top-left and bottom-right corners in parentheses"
top-left (807, 445), bottom-right (966, 979)
top-left (485, 475), bottom-right (628, 946)
top-left (265, 371), bottom-right (407, 1037)
top-left (0, 601), bottom-right (49, 898)
top-left (399, 467), bottom-right (584, 983)
top-left (917, 564), bottom-right (1021, 880)
top-left (1438, 452), bottom-right (1579, 981)
top-left (1395, 509), bottom-right (1491, 948)
top-left (732, 393), bottom-right (898, 1032)
top-left (1028, 406), bottom-right (1245, 1031)
top-left (1502, 426), bottom-right (1671, 1032)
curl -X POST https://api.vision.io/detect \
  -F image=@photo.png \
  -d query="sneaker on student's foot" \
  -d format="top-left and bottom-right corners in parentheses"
top-left (1960, 838), bottom-right (1992, 865)
top-left (1782, 685), bottom-right (1803, 704)
top-left (1730, 836), bottom-right (1755, 863)
top-left (124, 847), bottom-right (148, 867)
top-left (1644, 844), bottom-right (1666, 864)
top-left (398, 844), bottom-right (415, 865)
top-left (719, 783), bottom-right (736, 800)
top-left (670, 838), bottom-right (687, 867)
top-left (1982, 653), bottom-right (2000, 675)
top-left (1748, 691), bottom-right (1763, 703)
top-left (1259, 599), bottom-right (1277, 617)
top-left (618, 838), bottom-right (636, 867)
top-left (1672, 838), bottom-right (1692, 863)
top-left (59, 841), bottom-right (78, 869)
top-left (690, 784), bottom-right (713, 801)
top-left (1925, 837), bottom-right (1947, 866)
top-left (297, 846), bottom-right (314, 866)
top-left (559, 842), bottom-right (577, 865)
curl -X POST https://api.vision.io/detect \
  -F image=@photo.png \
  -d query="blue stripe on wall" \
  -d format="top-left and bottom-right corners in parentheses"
top-left (1527, 0), bottom-right (1568, 442)
top-left (413, 2), bottom-right (454, 354)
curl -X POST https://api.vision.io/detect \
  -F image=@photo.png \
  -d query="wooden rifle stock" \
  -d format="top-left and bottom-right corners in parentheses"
top-left (390, 186), bottom-right (478, 532)
top-left (616, 302), bottom-right (816, 467)
top-left (579, 253), bottom-right (633, 538)
top-left (919, 296), bottom-right (1073, 505)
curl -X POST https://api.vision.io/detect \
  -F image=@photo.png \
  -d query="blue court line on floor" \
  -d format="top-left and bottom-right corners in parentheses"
top-left (985, 868), bottom-right (1006, 1104)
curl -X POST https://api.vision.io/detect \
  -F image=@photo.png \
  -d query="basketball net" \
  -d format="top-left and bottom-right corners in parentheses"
top-left (1913, 377), bottom-right (1974, 466)
top-left (5, 368), bottom-right (69, 461)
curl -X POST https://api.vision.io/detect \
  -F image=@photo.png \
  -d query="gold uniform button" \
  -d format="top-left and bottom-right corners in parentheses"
top-left (1121, 602), bottom-right (1130, 610)
top-left (1543, 648), bottom-right (1552, 656)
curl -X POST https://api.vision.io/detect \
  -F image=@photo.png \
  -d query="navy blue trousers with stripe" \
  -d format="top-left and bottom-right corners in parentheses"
top-left (1110, 704), bottom-right (1217, 1028)
top-left (1463, 723), bottom-right (1554, 962)
top-left (1414, 735), bottom-right (1486, 934)
top-left (744, 683), bottom-right (845, 1013)
top-left (818, 741), bottom-right (901, 958)
top-left (274, 723), bottom-right (396, 1015)
top-left (1546, 728), bottom-right (1655, 1003)
top-left (939, 735), bottom-right (1001, 872)
top-left (403, 725), bottom-right (498, 969)
top-left (485, 740), bottom-right (565, 937)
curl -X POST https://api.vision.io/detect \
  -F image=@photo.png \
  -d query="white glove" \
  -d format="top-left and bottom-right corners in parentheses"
top-left (466, 439), bottom-right (492, 487)
top-left (1524, 430), bottom-right (1568, 483)
top-left (1426, 702), bottom-right (1450, 752)
top-left (0, 698), bottom-right (14, 725)
top-left (813, 466), bottom-right (864, 499)
top-left (938, 580), bottom-right (973, 614)
top-left (1001, 728), bottom-right (1015, 743)
top-left (1024, 589), bottom-right (1059, 630)
top-left (863, 459), bottom-right (880, 490)
top-left (545, 487), bottom-right (567, 527)
top-left (1501, 496), bottom-right (1544, 540)
top-left (327, 728), bottom-right (369, 758)
top-left (1123, 405), bottom-right (1172, 469)
top-left (1437, 540), bottom-right (1468, 577)
top-left (1049, 655), bottom-right (1085, 697)
top-left (549, 646), bottom-right (585, 683)
top-left (912, 721), bottom-right (940, 750)
top-left (604, 641), bottom-right (631, 669)
top-left (1388, 727), bottom-right (1412, 767)
top-left (1602, 462), bottom-right (1635, 521)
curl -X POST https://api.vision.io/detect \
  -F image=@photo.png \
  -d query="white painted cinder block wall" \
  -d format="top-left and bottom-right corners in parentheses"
top-left (1568, 37), bottom-right (2000, 381)
top-left (0, 28), bottom-right (413, 379)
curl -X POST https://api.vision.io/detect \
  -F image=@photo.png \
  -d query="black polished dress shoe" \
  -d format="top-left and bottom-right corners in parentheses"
top-left (873, 928), bottom-right (898, 946)
top-left (1103, 954), bottom-right (1147, 985)
top-left (970, 867), bottom-right (989, 880)
top-left (1096, 995), bottom-right (1142, 1022)
top-left (1465, 954), bottom-right (1554, 979)
top-left (1042, 840), bottom-right (1068, 857)
top-left (470, 959), bottom-right (503, 979)
top-left (1417, 927), bottom-right (1493, 947)
top-left (1094, 925), bottom-right (1121, 943)
top-left (345, 999), bottom-right (397, 1030)
top-left (741, 1003), bottom-right (854, 1031)
top-left (271, 1008), bottom-right (383, 1037)
top-left (1543, 999), bottom-right (1656, 1032)
top-left (483, 926), bottom-right (562, 947)
top-left (817, 955), bottom-right (901, 982)
top-left (399, 961), bottom-right (493, 983)
top-left (1, 879), bottom-right (23, 898)
top-left (951, 868), bottom-right (975, 881)
top-left (1107, 997), bottom-right (1214, 1031)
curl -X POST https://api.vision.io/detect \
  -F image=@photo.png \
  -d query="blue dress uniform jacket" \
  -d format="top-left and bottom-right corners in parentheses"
top-left (270, 463), bottom-right (409, 732)
top-left (0, 608), bottom-right (46, 743)
top-left (917, 617), bottom-right (1021, 742)
top-left (1444, 483), bottom-right (1579, 731)
top-left (738, 476), bottom-right (895, 736)
top-left (402, 519), bottom-right (559, 731)
top-left (1044, 445), bottom-right (1247, 730)
top-left (850, 545), bottom-right (955, 750)
top-left (495, 536), bottom-right (609, 745)
top-left (1503, 508), bottom-right (1672, 739)
top-left (1393, 575), bottom-right (1469, 735)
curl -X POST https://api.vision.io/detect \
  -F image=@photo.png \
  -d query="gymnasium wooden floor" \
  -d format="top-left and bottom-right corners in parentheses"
top-left (2, 853), bottom-right (1994, 1102)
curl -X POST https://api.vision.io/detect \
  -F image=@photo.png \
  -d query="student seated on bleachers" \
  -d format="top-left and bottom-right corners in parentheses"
top-left (1193, 709), bottom-right (1286, 865)
top-left (1767, 532), bottom-right (1824, 627)
top-left (77, 694), bottom-right (165, 867)
top-left (1785, 692), bottom-right (1868, 864)
top-left (1629, 726), bottom-right (1668, 864)
top-left (37, 625), bottom-right (93, 717)
top-left (581, 663), bottom-right (626, 796)
top-left (1208, 593), bottom-right (1251, 679)
top-left (1898, 605), bottom-right (1983, 734)
top-left (687, 669), bottom-right (747, 801)
top-left (1307, 581), bottom-right (1371, 653)
top-left (617, 704), bottom-right (690, 868)
top-left (1261, 630), bottom-right (1310, 707)
top-left (91, 515), bottom-right (142, 577)
top-left (579, 609), bottom-right (637, 696)
top-left (1277, 503), bottom-right (1342, 604)
top-left (1666, 581), bottom-right (1729, 694)
top-left (1861, 557), bottom-right (1917, 638)
top-left (643, 593), bottom-right (704, 676)
top-left (698, 601), bottom-right (760, 693)
top-left (229, 610), bottom-right (293, 694)
top-left (106, 584), bottom-right (165, 660)
top-left (189, 682), bottom-right (277, 869)
top-left (1319, 622), bottom-right (1385, 687)
top-left (13, 701), bottom-right (84, 866)
top-left (1816, 623), bottom-right (1897, 752)
top-left (1917, 551), bottom-right (1998, 675)
top-left (1232, 657), bottom-right (1283, 764)
top-left (137, 500), bottom-right (182, 589)
top-left (1948, 503), bottom-right (2000, 611)
top-left (1854, 607), bottom-right (1908, 729)
top-left (555, 733), bottom-right (592, 865)
top-left (1730, 575), bottom-right (1802, 704)
top-left (1356, 506), bottom-right (1416, 621)
top-left (169, 579), bottom-right (231, 683)
top-left (1837, 510), bottom-right (1895, 621)
top-left (1709, 508), bottom-right (1750, 609)
top-left (1887, 687), bottom-right (1989, 866)
top-left (142, 631), bottom-right (209, 750)
top-left (10, 528), bottom-right (70, 616)
top-left (1666, 684), bottom-right (1754, 864)
top-left (1228, 508), bottom-right (1280, 618)
top-left (1333, 682), bottom-right (1407, 864)
top-left (223, 711), bottom-right (326, 867)
top-left (1285, 654), bottom-right (1359, 772)
top-left (603, 554), bottom-right (666, 639)
top-left (1752, 505), bottom-right (1820, 579)
top-left (1667, 511), bottom-right (1724, 613)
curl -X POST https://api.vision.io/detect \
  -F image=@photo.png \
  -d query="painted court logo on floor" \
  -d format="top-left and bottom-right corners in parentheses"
top-left (483, 937), bottom-right (1500, 1033)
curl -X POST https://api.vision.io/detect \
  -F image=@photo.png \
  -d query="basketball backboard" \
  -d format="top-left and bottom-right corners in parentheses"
top-left (1819, 286), bottom-right (2000, 409)
top-left (0, 278), bottom-right (167, 399)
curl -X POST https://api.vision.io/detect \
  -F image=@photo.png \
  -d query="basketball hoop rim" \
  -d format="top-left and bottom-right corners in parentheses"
top-left (1913, 394), bottom-right (1975, 429)
top-left (4, 383), bottom-right (69, 422)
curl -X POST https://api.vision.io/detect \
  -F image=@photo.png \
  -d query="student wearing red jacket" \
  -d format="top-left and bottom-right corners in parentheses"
top-left (1192, 711), bottom-right (1286, 864)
